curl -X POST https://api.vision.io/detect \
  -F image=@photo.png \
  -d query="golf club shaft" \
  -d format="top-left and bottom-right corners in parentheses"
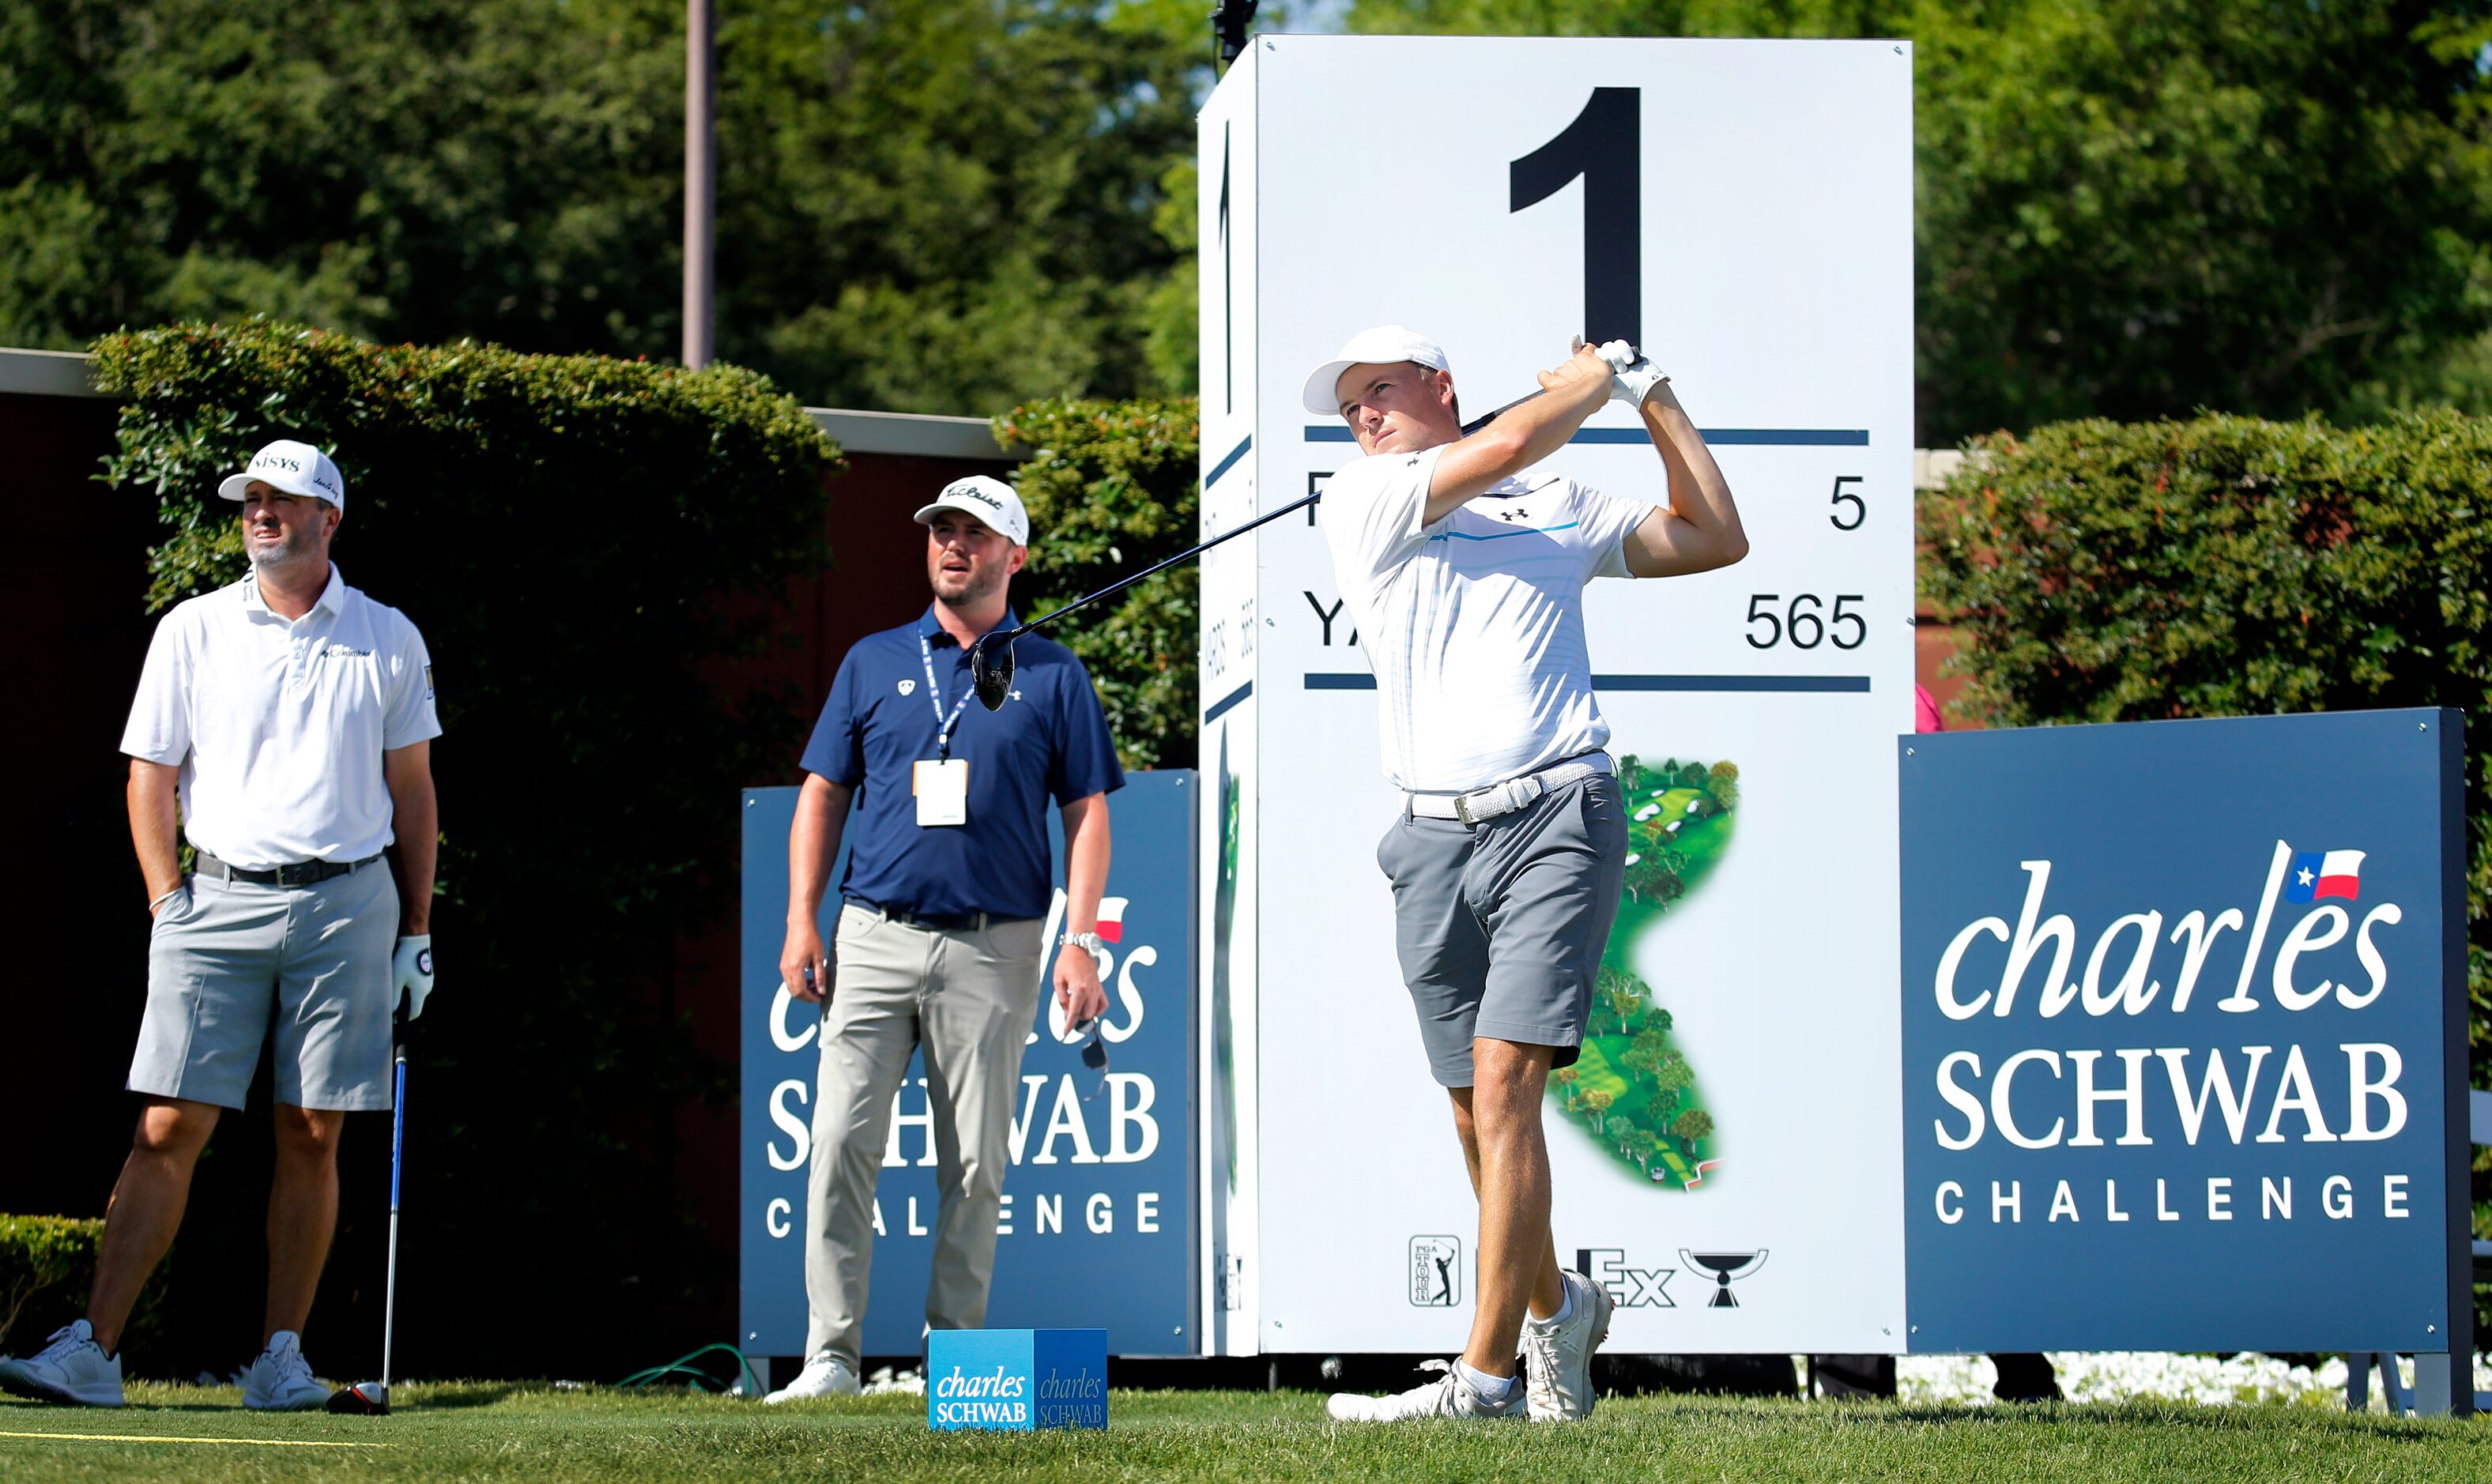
top-left (383, 1030), bottom-right (405, 1394)
top-left (1002, 491), bottom-right (1321, 642)
top-left (999, 379), bottom-right (1566, 646)
top-left (1459, 389), bottom-right (1543, 436)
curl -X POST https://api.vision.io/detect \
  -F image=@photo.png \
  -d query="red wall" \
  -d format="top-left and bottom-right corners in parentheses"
top-left (0, 391), bottom-right (166, 1220)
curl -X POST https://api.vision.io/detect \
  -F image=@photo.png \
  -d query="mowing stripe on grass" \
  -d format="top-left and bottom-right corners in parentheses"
top-left (0, 1429), bottom-right (393, 1448)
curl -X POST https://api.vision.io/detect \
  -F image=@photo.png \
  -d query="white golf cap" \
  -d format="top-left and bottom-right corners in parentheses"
top-left (914, 474), bottom-right (1030, 546)
top-left (1302, 325), bottom-right (1453, 416)
top-left (217, 439), bottom-right (346, 510)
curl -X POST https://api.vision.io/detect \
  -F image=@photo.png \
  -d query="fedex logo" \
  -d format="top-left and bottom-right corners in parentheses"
top-left (1575, 1247), bottom-right (1676, 1308)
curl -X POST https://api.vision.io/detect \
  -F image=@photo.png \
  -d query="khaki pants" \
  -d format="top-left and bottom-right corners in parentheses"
top-left (803, 903), bottom-right (1046, 1364)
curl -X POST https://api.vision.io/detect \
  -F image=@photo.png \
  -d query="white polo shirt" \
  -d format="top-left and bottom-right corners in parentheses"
top-left (1318, 444), bottom-right (1653, 794)
top-left (120, 567), bottom-right (441, 869)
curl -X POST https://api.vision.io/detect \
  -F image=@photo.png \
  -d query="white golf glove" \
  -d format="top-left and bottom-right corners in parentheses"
top-left (394, 935), bottom-right (435, 1020)
top-left (1574, 337), bottom-right (1669, 408)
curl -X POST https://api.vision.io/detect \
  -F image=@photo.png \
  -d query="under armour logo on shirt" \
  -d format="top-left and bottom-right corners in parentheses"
top-left (1496, 507), bottom-right (1532, 522)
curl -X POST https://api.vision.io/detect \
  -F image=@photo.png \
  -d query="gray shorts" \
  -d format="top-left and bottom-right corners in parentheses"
top-left (128, 864), bottom-right (400, 1112)
top-left (1376, 772), bottom-right (1628, 1088)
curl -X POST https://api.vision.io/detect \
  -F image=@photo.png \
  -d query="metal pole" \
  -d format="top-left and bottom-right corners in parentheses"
top-left (682, 0), bottom-right (715, 368)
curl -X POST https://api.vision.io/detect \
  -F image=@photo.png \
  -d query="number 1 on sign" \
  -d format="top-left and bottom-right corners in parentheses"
top-left (1511, 88), bottom-right (1641, 347)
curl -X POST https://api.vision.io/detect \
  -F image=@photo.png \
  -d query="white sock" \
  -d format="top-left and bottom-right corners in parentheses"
top-left (1529, 1282), bottom-right (1576, 1330)
top-left (1455, 1359), bottom-right (1518, 1402)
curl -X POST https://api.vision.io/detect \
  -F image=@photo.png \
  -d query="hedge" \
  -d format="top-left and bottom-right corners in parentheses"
top-left (0, 1215), bottom-right (166, 1358)
top-left (1917, 411), bottom-right (2492, 1090)
top-left (996, 397), bottom-right (1199, 769)
top-left (89, 321), bottom-right (839, 1376)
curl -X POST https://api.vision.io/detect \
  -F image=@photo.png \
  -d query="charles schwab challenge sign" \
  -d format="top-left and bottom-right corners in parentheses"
top-left (739, 772), bottom-right (1197, 1358)
top-left (1899, 710), bottom-right (2466, 1354)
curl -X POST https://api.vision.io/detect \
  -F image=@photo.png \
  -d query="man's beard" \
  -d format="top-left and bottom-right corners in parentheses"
top-left (935, 565), bottom-right (1005, 606)
top-left (247, 524), bottom-right (318, 570)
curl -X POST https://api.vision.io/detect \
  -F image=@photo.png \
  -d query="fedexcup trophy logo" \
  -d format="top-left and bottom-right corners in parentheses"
top-left (1679, 1249), bottom-right (1767, 1308)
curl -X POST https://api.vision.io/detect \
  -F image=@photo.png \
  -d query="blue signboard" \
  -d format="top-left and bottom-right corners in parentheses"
top-left (740, 772), bottom-right (1197, 1359)
top-left (925, 1328), bottom-right (1108, 1431)
top-left (1899, 710), bottom-right (2468, 1354)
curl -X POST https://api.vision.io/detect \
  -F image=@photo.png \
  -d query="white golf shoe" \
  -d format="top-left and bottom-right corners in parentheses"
top-left (1325, 1359), bottom-right (1528, 1422)
top-left (241, 1330), bottom-right (330, 1411)
top-left (0, 1320), bottom-right (125, 1407)
top-left (1523, 1268), bottom-right (1615, 1422)
top-left (763, 1351), bottom-right (861, 1403)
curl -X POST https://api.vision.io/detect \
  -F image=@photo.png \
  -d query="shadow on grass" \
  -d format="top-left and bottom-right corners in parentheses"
top-left (1781, 1397), bottom-right (2469, 1441)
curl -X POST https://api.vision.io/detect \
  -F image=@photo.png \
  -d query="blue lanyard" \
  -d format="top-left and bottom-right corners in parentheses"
top-left (918, 635), bottom-right (977, 759)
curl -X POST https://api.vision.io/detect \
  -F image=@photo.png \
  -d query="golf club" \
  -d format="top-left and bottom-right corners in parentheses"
top-left (327, 1007), bottom-right (408, 1415)
top-left (967, 352), bottom-right (1631, 710)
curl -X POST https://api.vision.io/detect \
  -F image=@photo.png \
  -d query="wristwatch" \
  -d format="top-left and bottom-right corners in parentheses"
top-left (1062, 930), bottom-right (1107, 954)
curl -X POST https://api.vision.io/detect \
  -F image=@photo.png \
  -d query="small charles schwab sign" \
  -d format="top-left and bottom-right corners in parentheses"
top-left (926, 1328), bottom-right (1108, 1432)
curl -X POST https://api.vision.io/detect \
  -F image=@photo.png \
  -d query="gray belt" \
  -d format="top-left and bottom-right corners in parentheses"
top-left (194, 850), bottom-right (384, 888)
top-left (1406, 752), bottom-right (1614, 827)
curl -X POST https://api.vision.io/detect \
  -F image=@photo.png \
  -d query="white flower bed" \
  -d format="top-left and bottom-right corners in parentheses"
top-left (1886, 1351), bottom-right (2492, 1411)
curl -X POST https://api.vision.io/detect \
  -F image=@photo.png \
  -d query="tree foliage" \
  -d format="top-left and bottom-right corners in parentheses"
top-left (995, 397), bottom-right (1201, 768)
top-left (1918, 409), bottom-right (2492, 1084)
top-left (1, 0), bottom-right (1206, 412)
top-left (1352, 0), bottom-right (2492, 442)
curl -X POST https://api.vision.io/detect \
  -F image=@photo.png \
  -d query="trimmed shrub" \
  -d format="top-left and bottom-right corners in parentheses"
top-left (1918, 410), bottom-right (2492, 1079)
top-left (995, 397), bottom-right (1199, 769)
top-left (0, 1215), bottom-right (166, 1358)
top-left (89, 321), bottom-right (839, 1377)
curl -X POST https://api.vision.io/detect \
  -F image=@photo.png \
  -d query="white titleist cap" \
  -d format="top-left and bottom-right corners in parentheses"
top-left (914, 474), bottom-right (1030, 546)
top-left (1302, 325), bottom-right (1453, 416)
top-left (217, 439), bottom-right (346, 511)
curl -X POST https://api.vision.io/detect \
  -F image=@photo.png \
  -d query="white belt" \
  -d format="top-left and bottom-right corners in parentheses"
top-left (1406, 752), bottom-right (1614, 827)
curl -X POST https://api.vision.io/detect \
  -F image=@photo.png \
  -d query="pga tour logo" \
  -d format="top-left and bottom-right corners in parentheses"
top-left (1408, 1236), bottom-right (1461, 1307)
top-left (1925, 839), bottom-right (2422, 1228)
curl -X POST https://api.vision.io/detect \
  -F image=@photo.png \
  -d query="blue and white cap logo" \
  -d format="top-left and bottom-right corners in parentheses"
top-left (217, 439), bottom-right (347, 512)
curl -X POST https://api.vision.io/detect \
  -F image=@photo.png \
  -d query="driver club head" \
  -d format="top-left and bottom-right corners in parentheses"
top-left (326, 1380), bottom-right (389, 1415)
top-left (970, 633), bottom-right (1016, 710)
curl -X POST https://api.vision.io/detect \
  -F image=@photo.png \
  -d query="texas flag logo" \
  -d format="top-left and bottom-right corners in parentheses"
top-left (2286, 849), bottom-right (2363, 903)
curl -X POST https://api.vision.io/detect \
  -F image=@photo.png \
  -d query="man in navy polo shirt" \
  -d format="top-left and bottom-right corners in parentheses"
top-left (766, 474), bottom-right (1122, 1403)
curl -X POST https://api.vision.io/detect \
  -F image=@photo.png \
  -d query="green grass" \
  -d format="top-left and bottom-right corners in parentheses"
top-left (2, 1382), bottom-right (2484, 1482)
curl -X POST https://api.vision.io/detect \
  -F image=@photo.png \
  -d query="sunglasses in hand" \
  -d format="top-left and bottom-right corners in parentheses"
top-left (1068, 1015), bottom-right (1110, 1102)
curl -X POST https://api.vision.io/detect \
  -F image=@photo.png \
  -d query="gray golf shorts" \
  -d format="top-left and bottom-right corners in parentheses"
top-left (1375, 770), bottom-right (1628, 1088)
top-left (127, 863), bottom-right (399, 1112)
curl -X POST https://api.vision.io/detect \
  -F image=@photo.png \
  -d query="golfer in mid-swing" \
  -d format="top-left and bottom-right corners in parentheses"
top-left (1310, 327), bottom-right (1747, 1423)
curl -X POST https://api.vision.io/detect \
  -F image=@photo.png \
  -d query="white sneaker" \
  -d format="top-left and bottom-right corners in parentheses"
top-left (241, 1331), bottom-right (330, 1411)
top-left (0, 1320), bottom-right (125, 1407)
top-left (1325, 1360), bottom-right (1528, 1422)
top-left (1523, 1269), bottom-right (1615, 1422)
top-left (763, 1351), bottom-right (861, 1403)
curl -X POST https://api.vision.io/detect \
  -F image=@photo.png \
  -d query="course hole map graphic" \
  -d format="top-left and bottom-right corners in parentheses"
top-left (1550, 752), bottom-right (1736, 1191)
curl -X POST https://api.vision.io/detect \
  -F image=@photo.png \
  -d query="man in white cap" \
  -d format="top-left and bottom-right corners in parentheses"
top-left (1306, 330), bottom-right (1747, 1424)
top-left (767, 475), bottom-right (1122, 1401)
top-left (0, 439), bottom-right (439, 1410)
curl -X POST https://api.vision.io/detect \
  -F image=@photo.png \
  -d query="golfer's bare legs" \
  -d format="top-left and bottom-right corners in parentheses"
top-left (264, 1102), bottom-right (345, 1343)
top-left (1450, 1038), bottom-right (1566, 1380)
top-left (87, 1096), bottom-right (221, 1354)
